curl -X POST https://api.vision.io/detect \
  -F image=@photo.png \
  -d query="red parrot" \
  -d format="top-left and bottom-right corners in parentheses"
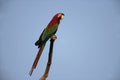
top-left (29, 13), bottom-right (64, 76)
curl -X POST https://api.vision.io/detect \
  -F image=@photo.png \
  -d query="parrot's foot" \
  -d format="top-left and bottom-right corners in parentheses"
top-left (51, 35), bottom-right (57, 40)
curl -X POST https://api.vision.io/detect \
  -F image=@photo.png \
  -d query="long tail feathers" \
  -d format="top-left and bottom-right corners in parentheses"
top-left (29, 45), bottom-right (45, 76)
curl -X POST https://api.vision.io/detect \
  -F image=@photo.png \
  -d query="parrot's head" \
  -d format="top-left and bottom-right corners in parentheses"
top-left (57, 13), bottom-right (65, 20)
top-left (48, 13), bottom-right (64, 27)
top-left (53, 13), bottom-right (65, 20)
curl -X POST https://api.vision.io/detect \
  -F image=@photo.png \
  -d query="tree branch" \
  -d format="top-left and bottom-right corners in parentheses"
top-left (39, 35), bottom-right (57, 80)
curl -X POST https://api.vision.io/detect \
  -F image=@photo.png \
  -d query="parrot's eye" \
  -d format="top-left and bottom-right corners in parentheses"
top-left (58, 14), bottom-right (61, 18)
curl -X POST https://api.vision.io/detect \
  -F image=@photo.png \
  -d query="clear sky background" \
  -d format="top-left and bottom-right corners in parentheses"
top-left (0, 0), bottom-right (120, 80)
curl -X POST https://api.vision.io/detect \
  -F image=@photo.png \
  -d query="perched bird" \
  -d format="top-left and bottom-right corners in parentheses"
top-left (29, 13), bottom-right (64, 76)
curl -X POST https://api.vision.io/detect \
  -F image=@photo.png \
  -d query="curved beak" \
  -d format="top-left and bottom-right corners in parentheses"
top-left (61, 14), bottom-right (64, 20)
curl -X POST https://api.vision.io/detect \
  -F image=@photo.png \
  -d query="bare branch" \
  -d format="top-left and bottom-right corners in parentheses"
top-left (39, 35), bottom-right (57, 80)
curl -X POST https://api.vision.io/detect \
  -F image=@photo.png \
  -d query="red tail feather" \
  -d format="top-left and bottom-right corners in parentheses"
top-left (29, 45), bottom-right (45, 76)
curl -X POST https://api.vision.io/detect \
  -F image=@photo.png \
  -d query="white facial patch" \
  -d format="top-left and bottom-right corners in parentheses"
top-left (58, 14), bottom-right (61, 18)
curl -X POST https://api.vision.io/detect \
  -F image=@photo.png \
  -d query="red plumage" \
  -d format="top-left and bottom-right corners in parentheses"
top-left (48, 13), bottom-right (60, 27)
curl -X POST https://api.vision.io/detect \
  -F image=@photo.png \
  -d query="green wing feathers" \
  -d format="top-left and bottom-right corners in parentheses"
top-left (35, 24), bottom-right (59, 48)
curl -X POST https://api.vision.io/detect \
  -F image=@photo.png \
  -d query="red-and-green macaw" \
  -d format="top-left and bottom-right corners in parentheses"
top-left (29, 13), bottom-right (64, 76)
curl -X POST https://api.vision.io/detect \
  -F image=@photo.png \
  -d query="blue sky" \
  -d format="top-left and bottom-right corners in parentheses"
top-left (0, 0), bottom-right (120, 80)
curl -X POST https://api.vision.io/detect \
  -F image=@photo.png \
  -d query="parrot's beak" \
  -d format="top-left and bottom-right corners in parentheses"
top-left (61, 14), bottom-right (64, 20)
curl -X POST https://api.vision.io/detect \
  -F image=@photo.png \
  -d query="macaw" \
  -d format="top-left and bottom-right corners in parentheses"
top-left (29, 13), bottom-right (64, 76)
